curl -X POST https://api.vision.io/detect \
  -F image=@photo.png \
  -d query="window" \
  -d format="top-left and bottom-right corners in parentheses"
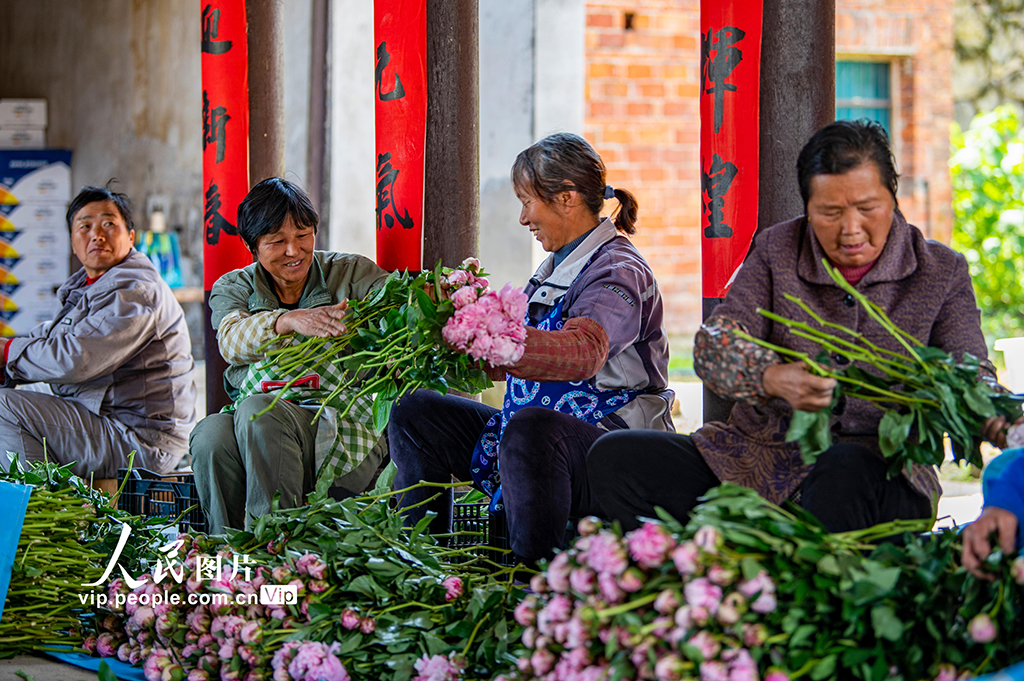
top-left (836, 61), bottom-right (891, 134)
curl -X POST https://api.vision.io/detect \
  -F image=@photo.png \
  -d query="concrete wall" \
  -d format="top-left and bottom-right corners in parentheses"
top-left (0, 0), bottom-right (315, 359)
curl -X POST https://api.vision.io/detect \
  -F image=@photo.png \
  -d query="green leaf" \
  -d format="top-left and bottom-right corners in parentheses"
top-left (810, 655), bottom-right (837, 681)
top-left (963, 383), bottom-right (997, 418)
top-left (372, 394), bottom-right (395, 433)
top-left (414, 287), bottom-right (438, 320)
top-left (870, 605), bottom-right (903, 641)
top-left (97, 661), bottom-right (116, 681)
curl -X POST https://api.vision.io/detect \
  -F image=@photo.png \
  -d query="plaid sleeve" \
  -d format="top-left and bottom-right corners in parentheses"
top-left (694, 314), bottom-right (781, 405)
top-left (505, 316), bottom-right (609, 382)
top-left (216, 309), bottom-right (288, 366)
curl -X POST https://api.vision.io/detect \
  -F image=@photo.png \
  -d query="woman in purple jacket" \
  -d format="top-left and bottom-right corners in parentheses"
top-left (589, 120), bottom-right (1008, 533)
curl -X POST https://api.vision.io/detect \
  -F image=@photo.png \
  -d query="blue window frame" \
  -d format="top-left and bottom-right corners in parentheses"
top-left (836, 61), bottom-right (891, 134)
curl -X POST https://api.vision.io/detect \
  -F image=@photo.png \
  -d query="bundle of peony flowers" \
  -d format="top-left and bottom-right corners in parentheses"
top-left (508, 518), bottom-right (787, 681)
top-left (90, 534), bottom-right (354, 681)
top-left (442, 258), bottom-right (528, 368)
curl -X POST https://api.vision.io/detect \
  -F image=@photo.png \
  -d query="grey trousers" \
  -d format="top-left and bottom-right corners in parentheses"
top-left (0, 388), bottom-right (179, 478)
top-left (191, 394), bottom-right (385, 534)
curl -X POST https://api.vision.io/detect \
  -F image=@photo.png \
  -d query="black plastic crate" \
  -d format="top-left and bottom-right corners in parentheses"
top-left (116, 468), bottom-right (208, 534)
top-left (451, 502), bottom-right (516, 567)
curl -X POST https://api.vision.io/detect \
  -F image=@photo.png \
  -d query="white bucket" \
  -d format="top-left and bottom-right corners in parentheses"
top-left (994, 337), bottom-right (1024, 394)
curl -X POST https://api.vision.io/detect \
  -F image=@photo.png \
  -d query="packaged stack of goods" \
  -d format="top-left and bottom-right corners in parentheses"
top-left (0, 99), bottom-right (47, 150)
top-left (0, 145), bottom-right (72, 336)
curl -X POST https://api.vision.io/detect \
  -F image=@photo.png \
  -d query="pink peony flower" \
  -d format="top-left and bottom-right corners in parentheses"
top-left (764, 671), bottom-right (790, 681)
top-left (239, 621), bottom-right (262, 645)
top-left (143, 647), bottom-right (172, 681)
top-left (442, 576), bottom-right (463, 601)
top-left (96, 633), bottom-right (119, 657)
top-left (287, 641), bottom-right (350, 681)
top-left (82, 635), bottom-right (97, 654)
top-left (531, 648), bottom-right (557, 676)
top-left (530, 574), bottom-right (549, 594)
top-left (461, 257), bottom-right (481, 272)
top-left (446, 269), bottom-right (471, 289)
top-left (586, 532), bottom-right (629, 576)
top-left (211, 615), bottom-right (246, 640)
top-left (737, 571), bottom-right (775, 599)
top-left (359, 617), bottom-right (376, 635)
top-left (617, 567), bottom-right (645, 593)
top-left (1012, 557), bottom-right (1024, 586)
top-left (702, 661), bottom-right (730, 681)
top-left (688, 631), bottom-right (721, 662)
top-left (934, 665), bottom-right (958, 681)
top-left (547, 553), bottom-right (572, 593)
top-left (742, 623), bottom-right (768, 648)
top-left (451, 286), bottom-right (479, 309)
top-left (565, 616), bottom-right (589, 649)
top-left (116, 642), bottom-right (132, 663)
top-left (569, 568), bottom-right (596, 594)
top-left (726, 649), bottom-right (759, 681)
top-left (717, 592), bottom-right (746, 625)
top-left (968, 613), bottom-right (997, 643)
top-left (522, 626), bottom-right (537, 649)
top-left (577, 517), bottom-right (602, 536)
top-left (694, 526), bottom-right (720, 554)
top-left (413, 653), bottom-right (467, 681)
top-left (218, 639), bottom-right (237, 661)
top-left (671, 542), bottom-right (700, 576)
top-left (627, 522), bottom-right (677, 569)
top-left (751, 592), bottom-right (777, 614)
top-left (654, 589), bottom-right (680, 615)
top-left (655, 654), bottom-right (686, 681)
top-left (307, 579), bottom-right (330, 593)
top-left (514, 597), bottom-right (538, 627)
top-left (707, 565), bottom-right (736, 586)
top-left (187, 610), bottom-right (212, 634)
top-left (598, 571), bottom-right (625, 604)
top-left (684, 577), bottom-right (723, 613)
top-left (340, 609), bottom-right (360, 630)
top-left (187, 670), bottom-right (210, 681)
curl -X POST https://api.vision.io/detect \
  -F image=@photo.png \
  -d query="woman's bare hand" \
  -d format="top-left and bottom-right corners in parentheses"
top-left (275, 301), bottom-right (349, 337)
top-left (762, 362), bottom-right (837, 412)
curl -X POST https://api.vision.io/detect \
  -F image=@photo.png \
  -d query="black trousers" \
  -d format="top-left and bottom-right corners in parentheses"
top-left (387, 389), bottom-right (606, 562)
top-left (587, 430), bottom-right (932, 533)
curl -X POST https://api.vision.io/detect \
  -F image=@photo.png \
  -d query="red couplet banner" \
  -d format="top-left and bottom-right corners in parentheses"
top-left (201, 0), bottom-right (252, 290)
top-left (699, 1), bottom-right (763, 299)
top-left (374, 0), bottom-right (427, 272)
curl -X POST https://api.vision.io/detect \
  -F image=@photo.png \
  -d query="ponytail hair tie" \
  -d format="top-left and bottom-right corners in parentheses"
top-left (604, 185), bottom-right (616, 200)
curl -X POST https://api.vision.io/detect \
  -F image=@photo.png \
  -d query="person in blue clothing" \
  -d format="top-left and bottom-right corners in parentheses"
top-left (962, 428), bottom-right (1024, 578)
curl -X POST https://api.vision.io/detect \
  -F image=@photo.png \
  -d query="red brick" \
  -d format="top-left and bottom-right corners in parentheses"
top-left (627, 102), bottom-right (652, 116)
top-left (627, 64), bottom-right (653, 79)
top-left (640, 83), bottom-right (666, 98)
top-left (673, 35), bottom-right (698, 51)
top-left (588, 13), bottom-right (614, 28)
top-left (599, 32), bottom-right (625, 48)
top-left (588, 62), bottom-right (615, 78)
top-left (589, 101), bottom-right (616, 117)
top-left (604, 82), bottom-right (628, 98)
top-left (628, 148), bottom-right (654, 164)
top-left (641, 166), bottom-right (666, 182)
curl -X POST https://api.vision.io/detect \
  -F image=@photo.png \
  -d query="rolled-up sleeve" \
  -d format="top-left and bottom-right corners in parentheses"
top-left (6, 285), bottom-right (158, 385)
top-left (216, 309), bottom-right (288, 366)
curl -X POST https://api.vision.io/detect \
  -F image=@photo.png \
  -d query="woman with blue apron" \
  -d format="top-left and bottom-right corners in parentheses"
top-left (388, 133), bottom-right (675, 562)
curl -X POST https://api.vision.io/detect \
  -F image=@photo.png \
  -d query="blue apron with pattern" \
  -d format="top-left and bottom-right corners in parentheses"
top-left (470, 260), bottom-right (640, 514)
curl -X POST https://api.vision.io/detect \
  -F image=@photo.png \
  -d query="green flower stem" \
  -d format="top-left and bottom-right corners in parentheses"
top-left (781, 294), bottom-right (917, 366)
top-left (594, 592), bottom-right (659, 619)
top-left (460, 615), bottom-right (489, 656)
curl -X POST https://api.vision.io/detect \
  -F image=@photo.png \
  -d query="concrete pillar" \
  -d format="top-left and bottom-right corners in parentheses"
top-left (422, 0), bottom-right (480, 268)
top-left (247, 0), bottom-right (286, 183)
top-left (757, 0), bottom-right (835, 232)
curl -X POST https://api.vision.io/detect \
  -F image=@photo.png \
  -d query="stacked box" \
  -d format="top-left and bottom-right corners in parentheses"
top-left (0, 99), bottom-right (47, 151)
top-left (0, 148), bottom-right (71, 336)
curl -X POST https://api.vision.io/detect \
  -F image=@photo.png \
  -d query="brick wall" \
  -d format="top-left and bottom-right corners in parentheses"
top-left (585, 0), bottom-right (954, 339)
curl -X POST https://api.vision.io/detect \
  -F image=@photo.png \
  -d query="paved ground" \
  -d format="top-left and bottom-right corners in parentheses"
top-left (0, 656), bottom-right (100, 680)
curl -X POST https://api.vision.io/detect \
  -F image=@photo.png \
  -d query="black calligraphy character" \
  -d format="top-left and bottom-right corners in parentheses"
top-left (701, 153), bottom-right (737, 239)
top-left (700, 26), bottom-right (745, 134)
top-left (204, 182), bottom-right (238, 245)
top-left (203, 91), bottom-right (231, 165)
top-left (201, 5), bottom-right (233, 55)
top-left (375, 42), bottom-right (406, 102)
top-left (375, 153), bottom-right (414, 231)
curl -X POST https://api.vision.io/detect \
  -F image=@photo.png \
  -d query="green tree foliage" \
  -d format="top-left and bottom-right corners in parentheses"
top-left (951, 104), bottom-right (1024, 344)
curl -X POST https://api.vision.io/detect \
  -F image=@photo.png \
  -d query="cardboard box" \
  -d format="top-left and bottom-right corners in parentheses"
top-left (0, 100), bottom-right (47, 129)
top-left (0, 203), bottom-right (67, 232)
top-left (0, 255), bottom-right (69, 287)
top-left (0, 150), bottom-right (72, 204)
top-left (0, 282), bottom-right (60, 310)
top-left (0, 234), bottom-right (70, 261)
top-left (0, 304), bottom-right (62, 337)
top-left (0, 129), bottom-right (45, 150)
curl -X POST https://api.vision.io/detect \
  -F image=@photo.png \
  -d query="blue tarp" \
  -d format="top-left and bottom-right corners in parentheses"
top-left (977, 661), bottom-right (1024, 681)
top-left (47, 651), bottom-right (147, 681)
top-left (0, 479), bottom-right (32, 622)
